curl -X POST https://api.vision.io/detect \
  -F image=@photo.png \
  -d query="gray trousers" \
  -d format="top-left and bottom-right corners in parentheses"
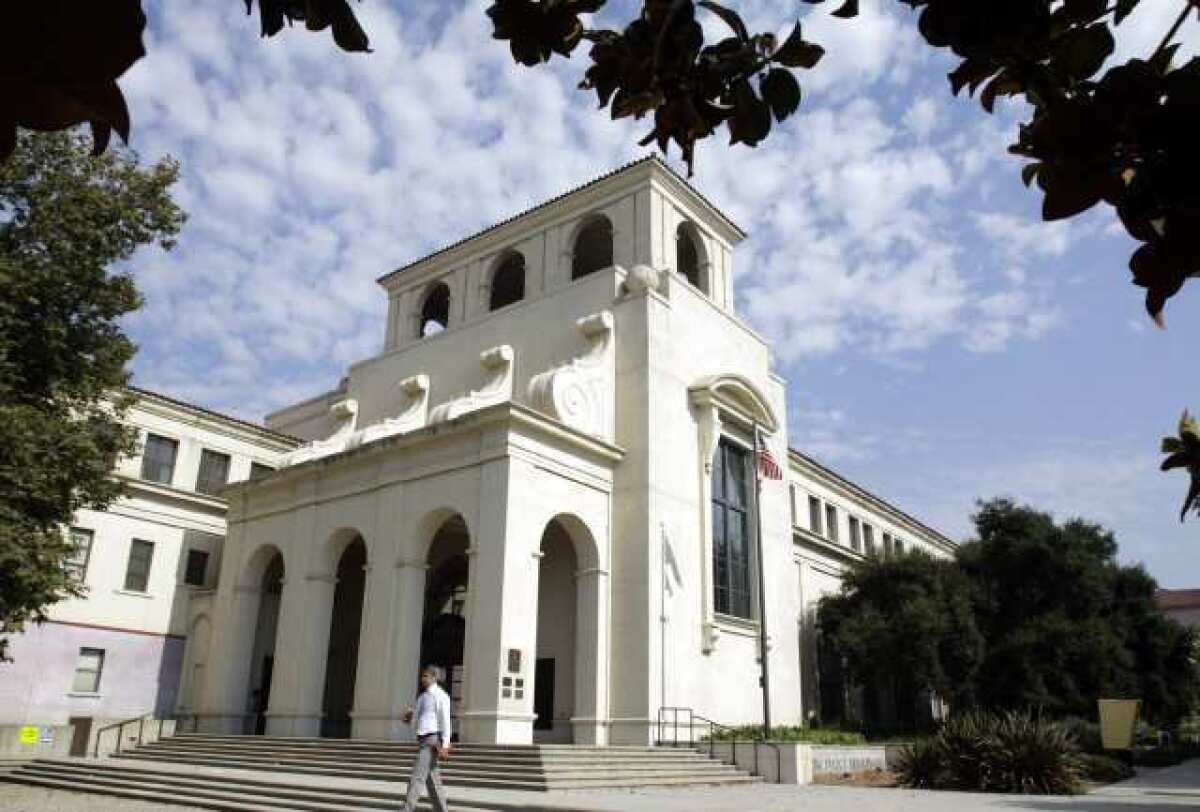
top-left (402, 735), bottom-right (448, 812)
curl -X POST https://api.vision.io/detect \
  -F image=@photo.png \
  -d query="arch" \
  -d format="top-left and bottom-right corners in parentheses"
top-left (419, 512), bottom-right (472, 735)
top-left (418, 281), bottom-right (451, 337)
top-left (571, 214), bottom-right (614, 280)
top-left (489, 251), bottom-right (526, 311)
top-left (676, 221), bottom-right (709, 294)
top-left (245, 548), bottom-right (284, 734)
top-left (689, 373), bottom-right (780, 433)
top-left (543, 512), bottom-right (601, 571)
top-left (240, 543), bottom-right (285, 588)
top-left (320, 534), bottom-right (367, 737)
top-left (413, 506), bottom-right (473, 564)
top-left (320, 526), bottom-right (369, 577)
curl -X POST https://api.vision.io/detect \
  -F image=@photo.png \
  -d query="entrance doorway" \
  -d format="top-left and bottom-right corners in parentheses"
top-left (246, 550), bottom-right (283, 735)
top-left (421, 515), bottom-right (470, 738)
top-left (320, 536), bottom-right (367, 738)
top-left (534, 519), bottom-right (578, 742)
top-left (68, 716), bottom-right (92, 756)
top-left (534, 658), bottom-right (555, 730)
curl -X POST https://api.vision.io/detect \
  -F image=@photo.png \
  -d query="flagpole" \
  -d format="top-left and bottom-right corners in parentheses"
top-left (753, 424), bottom-right (772, 737)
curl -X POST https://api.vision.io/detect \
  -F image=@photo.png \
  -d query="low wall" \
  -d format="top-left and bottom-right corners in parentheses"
top-left (705, 742), bottom-right (905, 784)
top-left (0, 724), bottom-right (73, 763)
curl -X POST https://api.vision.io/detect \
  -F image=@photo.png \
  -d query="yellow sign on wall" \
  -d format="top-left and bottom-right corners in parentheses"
top-left (18, 726), bottom-right (38, 745)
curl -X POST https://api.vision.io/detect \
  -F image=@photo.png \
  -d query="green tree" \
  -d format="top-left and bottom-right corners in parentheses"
top-left (959, 499), bottom-right (1196, 723)
top-left (0, 130), bottom-right (184, 660)
top-left (818, 551), bottom-right (985, 729)
top-left (1161, 409), bottom-right (1200, 521)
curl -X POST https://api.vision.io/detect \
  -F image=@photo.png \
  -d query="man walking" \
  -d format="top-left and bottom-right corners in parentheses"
top-left (401, 664), bottom-right (453, 812)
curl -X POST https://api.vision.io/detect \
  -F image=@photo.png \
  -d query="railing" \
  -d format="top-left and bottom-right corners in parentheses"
top-left (92, 713), bottom-right (200, 757)
top-left (657, 706), bottom-right (781, 783)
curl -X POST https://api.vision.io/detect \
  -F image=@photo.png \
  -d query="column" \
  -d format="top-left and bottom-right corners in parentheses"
top-left (570, 567), bottom-right (610, 745)
top-left (349, 563), bottom-right (392, 739)
top-left (456, 459), bottom-right (539, 744)
top-left (265, 573), bottom-right (337, 736)
top-left (197, 583), bottom-right (261, 734)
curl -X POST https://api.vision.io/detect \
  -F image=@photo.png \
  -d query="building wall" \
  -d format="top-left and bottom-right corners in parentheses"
top-left (0, 393), bottom-right (296, 729)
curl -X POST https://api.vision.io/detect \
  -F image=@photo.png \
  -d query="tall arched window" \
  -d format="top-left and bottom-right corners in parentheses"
top-left (711, 438), bottom-right (752, 619)
top-left (489, 252), bottom-right (525, 311)
top-left (676, 222), bottom-right (707, 293)
top-left (571, 215), bottom-right (613, 280)
top-left (418, 282), bottom-right (450, 337)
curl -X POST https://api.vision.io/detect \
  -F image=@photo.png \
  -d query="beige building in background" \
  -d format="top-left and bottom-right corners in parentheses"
top-left (188, 157), bottom-right (956, 747)
top-left (0, 390), bottom-right (297, 752)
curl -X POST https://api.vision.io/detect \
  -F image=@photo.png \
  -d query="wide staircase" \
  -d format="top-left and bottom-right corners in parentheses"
top-left (3, 733), bottom-right (757, 811)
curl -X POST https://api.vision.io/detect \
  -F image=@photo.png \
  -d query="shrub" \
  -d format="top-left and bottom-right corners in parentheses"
top-left (894, 710), bottom-right (1083, 795)
top-left (1078, 753), bottom-right (1134, 784)
top-left (1060, 716), bottom-right (1103, 754)
top-left (701, 725), bottom-right (866, 745)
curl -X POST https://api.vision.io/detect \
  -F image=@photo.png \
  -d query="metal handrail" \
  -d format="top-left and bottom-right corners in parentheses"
top-left (93, 712), bottom-right (152, 758)
top-left (657, 706), bottom-right (782, 783)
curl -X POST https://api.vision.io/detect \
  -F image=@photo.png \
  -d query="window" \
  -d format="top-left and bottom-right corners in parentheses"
top-left (848, 517), bottom-right (861, 552)
top-left (711, 439), bottom-right (752, 619)
top-left (676, 222), bottom-right (705, 291)
top-left (489, 252), bottom-right (525, 311)
top-left (249, 462), bottom-right (275, 480)
top-left (64, 527), bottom-right (93, 582)
top-left (808, 496), bottom-right (822, 536)
top-left (184, 549), bottom-right (210, 587)
top-left (863, 523), bottom-right (876, 557)
top-left (788, 484), bottom-right (797, 526)
top-left (71, 648), bottom-right (105, 693)
top-left (882, 532), bottom-right (893, 558)
top-left (195, 449), bottom-right (231, 496)
top-left (418, 282), bottom-right (451, 337)
top-left (825, 504), bottom-right (839, 543)
top-left (571, 216), bottom-right (613, 279)
top-left (124, 539), bottom-right (154, 592)
top-left (140, 434), bottom-right (178, 485)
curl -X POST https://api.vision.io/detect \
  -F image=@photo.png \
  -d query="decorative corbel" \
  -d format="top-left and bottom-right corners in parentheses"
top-left (428, 345), bottom-right (515, 423)
top-left (527, 311), bottom-right (615, 438)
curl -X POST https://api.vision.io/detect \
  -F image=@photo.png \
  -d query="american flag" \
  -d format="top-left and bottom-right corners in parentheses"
top-left (756, 437), bottom-right (783, 481)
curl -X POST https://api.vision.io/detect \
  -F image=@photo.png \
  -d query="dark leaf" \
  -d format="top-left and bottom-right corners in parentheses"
top-left (1021, 163), bottom-right (1041, 188)
top-left (1040, 165), bottom-right (1105, 220)
top-left (329, 0), bottom-right (371, 52)
top-left (1114, 0), bottom-right (1142, 25)
top-left (698, 1), bottom-right (750, 42)
top-left (831, 0), bottom-right (859, 18)
top-left (949, 58), bottom-right (998, 97)
top-left (1161, 451), bottom-right (1192, 471)
top-left (1180, 475), bottom-right (1200, 522)
top-left (760, 68), bottom-right (801, 122)
top-left (773, 23), bottom-right (824, 69)
top-left (980, 73), bottom-right (1022, 113)
top-left (1052, 24), bottom-right (1115, 80)
top-left (1150, 43), bottom-right (1180, 75)
top-left (1062, 0), bottom-right (1108, 23)
top-left (727, 79), bottom-right (771, 146)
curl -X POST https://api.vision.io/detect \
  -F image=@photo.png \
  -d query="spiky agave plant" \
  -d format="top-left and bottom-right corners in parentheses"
top-left (1161, 410), bottom-right (1200, 522)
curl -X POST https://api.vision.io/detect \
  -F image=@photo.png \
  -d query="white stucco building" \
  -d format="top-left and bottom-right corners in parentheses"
top-left (186, 157), bottom-right (957, 747)
top-left (0, 390), bottom-right (297, 752)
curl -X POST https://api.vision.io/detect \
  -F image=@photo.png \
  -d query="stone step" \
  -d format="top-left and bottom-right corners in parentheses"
top-left (169, 733), bottom-right (672, 754)
top-left (114, 750), bottom-right (750, 789)
top-left (137, 741), bottom-right (717, 767)
top-left (2, 763), bottom-right (497, 812)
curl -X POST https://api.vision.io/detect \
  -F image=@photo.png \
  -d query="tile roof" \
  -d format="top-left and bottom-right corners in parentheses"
top-left (129, 386), bottom-right (303, 445)
top-left (1156, 589), bottom-right (1200, 611)
top-left (376, 154), bottom-right (745, 285)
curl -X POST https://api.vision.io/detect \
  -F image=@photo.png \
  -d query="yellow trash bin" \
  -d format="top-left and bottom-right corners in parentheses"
top-left (1098, 699), bottom-right (1140, 750)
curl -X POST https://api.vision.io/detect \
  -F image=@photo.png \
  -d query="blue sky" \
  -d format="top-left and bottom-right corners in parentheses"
top-left (117, 1), bottom-right (1198, 586)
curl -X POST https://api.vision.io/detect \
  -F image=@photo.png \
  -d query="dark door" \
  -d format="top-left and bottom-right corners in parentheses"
top-left (534, 658), bottom-right (555, 730)
top-left (255, 656), bottom-right (274, 735)
top-left (68, 716), bottom-right (92, 756)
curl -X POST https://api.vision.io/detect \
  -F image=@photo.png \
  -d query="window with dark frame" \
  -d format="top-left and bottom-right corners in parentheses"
top-left (894, 538), bottom-right (905, 556)
top-left (883, 532), bottom-right (893, 558)
top-left (195, 449), bottom-right (231, 495)
top-left (65, 527), bottom-right (93, 582)
top-left (249, 462), bottom-right (275, 480)
top-left (124, 539), bottom-right (154, 592)
top-left (788, 484), bottom-right (797, 526)
top-left (71, 648), bottom-right (105, 693)
top-left (184, 549), bottom-right (210, 587)
top-left (825, 503), bottom-right (839, 543)
top-left (848, 516), bottom-right (861, 552)
top-left (808, 495), bottom-right (822, 536)
top-left (711, 439), bottom-right (753, 619)
top-left (140, 434), bottom-right (178, 485)
top-left (863, 523), bottom-right (876, 557)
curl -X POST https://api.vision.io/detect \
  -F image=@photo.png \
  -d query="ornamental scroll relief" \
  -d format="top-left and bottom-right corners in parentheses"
top-left (283, 396), bottom-right (359, 465)
top-left (428, 345), bottom-right (515, 424)
top-left (344, 374), bottom-right (429, 451)
top-left (527, 311), bottom-right (614, 440)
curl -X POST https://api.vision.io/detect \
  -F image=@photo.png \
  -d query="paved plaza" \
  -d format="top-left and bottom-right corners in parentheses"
top-left (1, 759), bottom-right (1197, 812)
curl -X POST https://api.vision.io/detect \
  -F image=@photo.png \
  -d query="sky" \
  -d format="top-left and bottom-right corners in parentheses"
top-left (117, 1), bottom-right (1199, 587)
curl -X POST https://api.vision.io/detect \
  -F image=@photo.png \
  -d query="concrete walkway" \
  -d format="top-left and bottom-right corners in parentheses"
top-left (1, 758), bottom-right (1196, 811)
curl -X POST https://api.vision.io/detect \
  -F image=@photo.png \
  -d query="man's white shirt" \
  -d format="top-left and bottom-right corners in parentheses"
top-left (413, 682), bottom-right (453, 742)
